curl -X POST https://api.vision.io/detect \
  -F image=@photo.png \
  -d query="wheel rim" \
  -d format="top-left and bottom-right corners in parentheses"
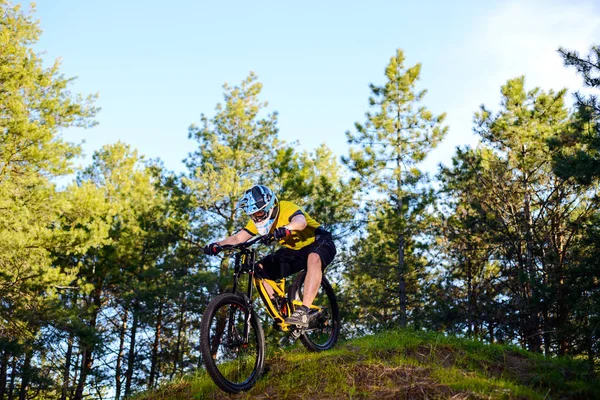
top-left (207, 301), bottom-right (260, 386)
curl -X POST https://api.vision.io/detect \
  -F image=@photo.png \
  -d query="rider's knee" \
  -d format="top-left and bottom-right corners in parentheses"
top-left (307, 253), bottom-right (322, 268)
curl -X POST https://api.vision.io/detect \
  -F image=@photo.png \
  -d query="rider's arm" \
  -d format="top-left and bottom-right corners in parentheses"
top-left (286, 214), bottom-right (307, 231)
top-left (217, 229), bottom-right (253, 246)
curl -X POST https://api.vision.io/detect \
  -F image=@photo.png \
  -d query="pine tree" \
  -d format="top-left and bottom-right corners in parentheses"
top-left (184, 72), bottom-right (287, 292)
top-left (437, 147), bottom-right (508, 341)
top-left (70, 143), bottom-right (184, 398)
top-left (274, 143), bottom-right (360, 238)
top-left (553, 45), bottom-right (600, 183)
top-left (441, 77), bottom-right (597, 354)
top-left (0, 0), bottom-right (98, 332)
top-left (342, 49), bottom-right (447, 327)
top-left (0, 2), bottom-right (99, 398)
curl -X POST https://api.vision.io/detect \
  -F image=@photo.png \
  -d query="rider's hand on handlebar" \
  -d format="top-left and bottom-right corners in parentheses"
top-left (203, 242), bottom-right (223, 256)
top-left (273, 226), bottom-right (292, 240)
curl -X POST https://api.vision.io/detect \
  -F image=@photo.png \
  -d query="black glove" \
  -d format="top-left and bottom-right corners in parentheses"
top-left (203, 242), bottom-right (222, 256)
top-left (274, 226), bottom-right (292, 240)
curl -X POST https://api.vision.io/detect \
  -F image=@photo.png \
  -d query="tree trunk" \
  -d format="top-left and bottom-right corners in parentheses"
top-left (74, 288), bottom-right (101, 400)
top-left (124, 301), bottom-right (139, 399)
top-left (397, 232), bottom-right (407, 327)
top-left (466, 256), bottom-right (473, 337)
top-left (396, 149), bottom-right (407, 327)
top-left (74, 349), bottom-right (93, 400)
top-left (171, 304), bottom-right (186, 379)
top-left (586, 319), bottom-right (595, 376)
top-left (543, 307), bottom-right (551, 356)
top-left (210, 315), bottom-right (227, 361)
top-left (60, 332), bottom-right (74, 400)
top-left (7, 356), bottom-right (16, 400)
top-left (149, 302), bottom-right (163, 389)
top-left (0, 349), bottom-right (8, 400)
top-left (523, 163), bottom-right (542, 353)
top-left (18, 350), bottom-right (32, 400)
top-left (556, 270), bottom-right (569, 355)
top-left (71, 348), bottom-right (80, 399)
top-left (115, 307), bottom-right (128, 400)
top-left (197, 334), bottom-right (203, 370)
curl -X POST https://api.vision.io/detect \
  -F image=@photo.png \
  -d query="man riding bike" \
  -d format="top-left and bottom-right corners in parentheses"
top-left (204, 185), bottom-right (337, 328)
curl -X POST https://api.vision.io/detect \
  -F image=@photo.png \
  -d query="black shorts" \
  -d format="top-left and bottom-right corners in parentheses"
top-left (259, 233), bottom-right (337, 280)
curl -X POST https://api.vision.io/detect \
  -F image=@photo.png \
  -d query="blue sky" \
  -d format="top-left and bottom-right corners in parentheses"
top-left (23, 0), bottom-right (600, 176)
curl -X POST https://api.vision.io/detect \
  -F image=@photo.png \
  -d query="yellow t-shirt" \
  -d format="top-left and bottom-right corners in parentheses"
top-left (243, 200), bottom-right (320, 249)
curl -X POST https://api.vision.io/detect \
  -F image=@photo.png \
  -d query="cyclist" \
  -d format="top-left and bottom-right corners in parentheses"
top-left (203, 185), bottom-right (337, 328)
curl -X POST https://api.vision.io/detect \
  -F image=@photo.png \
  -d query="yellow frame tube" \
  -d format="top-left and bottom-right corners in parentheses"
top-left (253, 277), bottom-right (292, 331)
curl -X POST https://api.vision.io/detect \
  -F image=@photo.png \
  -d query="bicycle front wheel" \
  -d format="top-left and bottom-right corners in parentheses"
top-left (200, 293), bottom-right (265, 393)
top-left (288, 270), bottom-right (340, 352)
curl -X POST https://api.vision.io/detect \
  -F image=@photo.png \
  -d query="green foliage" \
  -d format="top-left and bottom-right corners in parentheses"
top-left (3, 4), bottom-right (600, 398)
top-left (184, 72), bottom-right (283, 236)
top-left (342, 48), bottom-right (447, 329)
top-left (343, 49), bottom-right (447, 194)
top-left (133, 329), bottom-right (599, 400)
top-left (438, 77), bottom-right (598, 358)
top-left (341, 202), bottom-right (429, 333)
top-left (184, 73), bottom-right (358, 298)
top-left (275, 144), bottom-right (360, 237)
top-left (0, 0), bottom-right (99, 340)
top-left (552, 45), bottom-right (600, 184)
top-left (67, 143), bottom-right (209, 398)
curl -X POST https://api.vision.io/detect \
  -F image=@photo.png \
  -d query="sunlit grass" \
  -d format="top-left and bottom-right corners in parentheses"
top-left (134, 329), bottom-right (599, 400)
top-left (433, 366), bottom-right (544, 400)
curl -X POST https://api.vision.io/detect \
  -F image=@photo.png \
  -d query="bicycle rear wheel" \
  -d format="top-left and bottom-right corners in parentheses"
top-left (288, 270), bottom-right (340, 351)
top-left (200, 293), bottom-right (265, 393)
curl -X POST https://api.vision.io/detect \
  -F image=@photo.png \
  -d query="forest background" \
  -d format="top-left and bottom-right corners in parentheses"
top-left (1, 0), bottom-right (600, 399)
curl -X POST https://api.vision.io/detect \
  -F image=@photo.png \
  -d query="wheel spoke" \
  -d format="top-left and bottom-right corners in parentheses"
top-left (288, 271), bottom-right (340, 351)
top-left (211, 304), bottom-right (257, 383)
top-left (200, 294), bottom-right (265, 393)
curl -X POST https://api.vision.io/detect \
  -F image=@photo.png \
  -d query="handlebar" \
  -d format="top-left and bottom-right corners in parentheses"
top-left (219, 233), bottom-right (275, 252)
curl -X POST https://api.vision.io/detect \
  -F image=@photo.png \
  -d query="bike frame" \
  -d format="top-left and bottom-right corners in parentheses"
top-left (226, 236), bottom-right (320, 336)
top-left (201, 234), bottom-right (339, 394)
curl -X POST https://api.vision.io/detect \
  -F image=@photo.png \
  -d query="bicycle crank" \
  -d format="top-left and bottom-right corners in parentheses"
top-left (290, 327), bottom-right (305, 340)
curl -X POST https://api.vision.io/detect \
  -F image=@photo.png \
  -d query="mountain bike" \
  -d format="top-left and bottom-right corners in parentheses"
top-left (199, 233), bottom-right (340, 394)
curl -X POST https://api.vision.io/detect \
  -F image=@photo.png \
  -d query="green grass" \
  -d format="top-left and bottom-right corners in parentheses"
top-left (134, 329), bottom-right (599, 399)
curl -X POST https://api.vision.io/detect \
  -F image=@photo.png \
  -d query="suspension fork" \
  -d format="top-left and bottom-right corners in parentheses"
top-left (241, 274), bottom-right (255, 342)
top-left (231, 253), bottom-right (242, 293)
top-left (242, 251), bottom-right (256, 343)
top-left (227, 250), bottom-right (256, 343)
top-left (227, 253), bottom-right (244, 340)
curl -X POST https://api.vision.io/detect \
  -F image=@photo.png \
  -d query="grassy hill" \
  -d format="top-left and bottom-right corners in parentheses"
top-left (135, 330), bottom-right (599, 399)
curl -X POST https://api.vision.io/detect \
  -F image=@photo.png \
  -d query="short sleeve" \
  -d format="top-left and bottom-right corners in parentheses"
top-left (288, 209), bottom-right (305, 222)
top-left (243, 219), bottom-right (258, 236)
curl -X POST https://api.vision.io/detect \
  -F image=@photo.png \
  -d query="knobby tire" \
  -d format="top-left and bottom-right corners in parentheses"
top-left (200, 293), bottom-right (265, 394)
top-left (288, 270), bottom-right (340, 352)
